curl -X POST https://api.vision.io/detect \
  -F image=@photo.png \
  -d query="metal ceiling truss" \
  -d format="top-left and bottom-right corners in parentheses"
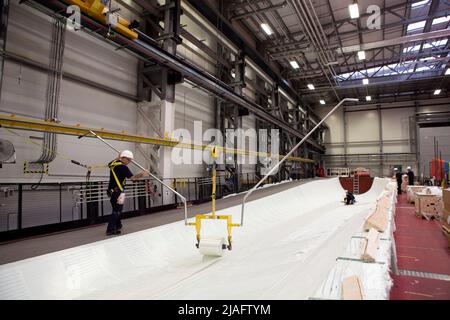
top-left (231, 0), bottom-right (450, 105)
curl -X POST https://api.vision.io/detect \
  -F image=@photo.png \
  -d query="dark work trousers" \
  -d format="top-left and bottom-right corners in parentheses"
top-left (345, 194), bottom-right (355, 205)
top-left (107, 189), bottom-right (124, 232)
top-left (396, 172), bottom-right (402, 195)
top-left (397, 180), bottom-right (402, 195)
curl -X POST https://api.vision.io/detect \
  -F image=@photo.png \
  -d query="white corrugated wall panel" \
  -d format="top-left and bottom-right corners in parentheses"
top-left (241, 114), bottom-right (257, 174)
top-left (173, 83), bottom-right (214, 178)
top-left (347, 110), bottom-right (379, 154)
top-left (317, 106), bottom-right (345, 155)
top-left (381, 108), bottom-right (414, 153)
top-left (0, 1), bottom-right (138, 183)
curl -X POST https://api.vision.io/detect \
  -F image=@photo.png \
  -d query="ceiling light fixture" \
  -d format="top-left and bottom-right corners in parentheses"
top-left (290, 60), bottom-right (300, 69)
top-left (307, 84), bottom-right (315, 90)
top-left (358, 50), bottom-right (366, 60)
top-left (261, 23), bottom-right (273, 36)
top-left (349, 4), bottom-right (360, 19)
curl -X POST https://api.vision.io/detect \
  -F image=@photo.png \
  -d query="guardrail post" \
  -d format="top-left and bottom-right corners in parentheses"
top-left (18, 184), bottom-right (22, 230)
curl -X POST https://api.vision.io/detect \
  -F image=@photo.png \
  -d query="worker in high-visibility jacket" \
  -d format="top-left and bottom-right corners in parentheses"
top-left (106, 150), bottom-right (149, 235)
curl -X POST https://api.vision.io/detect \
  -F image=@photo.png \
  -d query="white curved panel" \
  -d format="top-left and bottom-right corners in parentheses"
top-left (0, 178), bottom-right (391, 299)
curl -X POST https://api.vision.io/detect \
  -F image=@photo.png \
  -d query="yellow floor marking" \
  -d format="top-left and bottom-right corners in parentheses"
top-left (398, 255), bottom-right (418, 259)
top-left (404, 291), bottom-right (434, 298)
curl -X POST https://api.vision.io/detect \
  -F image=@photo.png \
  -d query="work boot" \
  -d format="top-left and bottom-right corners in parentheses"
top-left (106, 229), bottom-right (121, 236)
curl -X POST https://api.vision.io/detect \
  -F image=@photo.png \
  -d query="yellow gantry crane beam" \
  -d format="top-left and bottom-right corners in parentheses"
top-left (62, 0), bottom-right (138, 40)
top-left (0, 114), bottom-right (315, 164)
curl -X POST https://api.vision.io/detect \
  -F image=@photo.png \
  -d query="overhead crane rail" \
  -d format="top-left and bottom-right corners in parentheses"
top-left (25, 0), bottom-right (325, 152)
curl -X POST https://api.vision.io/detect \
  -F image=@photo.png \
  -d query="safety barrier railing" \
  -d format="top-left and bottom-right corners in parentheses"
top-left (0, 172), bottom-right (279, 235)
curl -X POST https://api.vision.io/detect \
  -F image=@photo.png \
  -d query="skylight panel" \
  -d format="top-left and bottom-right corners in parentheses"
top-left (407, 20), bottom-right (426, 32)
top-left (411, 0), bottom-right (430, 8)
top-left (432, 16), bottom-right (450, 25)
top-left (415, 66), bottom-right (431, 72)
top-left (423, 39), bottom-right (448, 49)
top-left (403, 45), bottom-right (421, 53)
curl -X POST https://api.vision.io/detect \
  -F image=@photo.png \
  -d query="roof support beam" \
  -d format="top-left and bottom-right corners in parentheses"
top-left (336, 29), bottom-right (450, 54)
top-left (230, 2), bottom-right (287, 21)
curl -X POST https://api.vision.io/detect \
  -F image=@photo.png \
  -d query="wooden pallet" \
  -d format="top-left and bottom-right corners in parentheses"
top-left (442, 224), bottom-right (450, 248)
top-left (442, 223), bottom-right (450, 235)
top-left (415, 193), bottom-right (441, 220)
top-left (407, 186), bottom-right (425, 203)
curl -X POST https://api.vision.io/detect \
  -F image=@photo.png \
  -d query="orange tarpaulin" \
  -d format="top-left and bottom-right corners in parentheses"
top-left (430, 158), bottom-right (448, 181)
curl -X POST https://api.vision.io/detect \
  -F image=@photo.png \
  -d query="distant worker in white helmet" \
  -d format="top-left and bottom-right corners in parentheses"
top-left (406, 166), bottom-right (415, 186)
top-left (106, 150), bottom-right (149, 235)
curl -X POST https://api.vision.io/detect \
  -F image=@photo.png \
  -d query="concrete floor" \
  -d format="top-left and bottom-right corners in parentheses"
top-left (0, 179), bottom-right (314, 265)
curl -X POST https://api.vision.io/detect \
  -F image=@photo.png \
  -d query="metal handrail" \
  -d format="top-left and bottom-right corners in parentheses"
top-left (240, 98), bottom-right (359, 226)
top-left (87, 131), bottom-right (189, 225)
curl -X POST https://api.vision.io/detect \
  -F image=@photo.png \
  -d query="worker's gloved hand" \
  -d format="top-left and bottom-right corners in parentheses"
top-left (117, 193), bottom-right (125, 205)
top-left (142, 170), bottom-right (150, 177)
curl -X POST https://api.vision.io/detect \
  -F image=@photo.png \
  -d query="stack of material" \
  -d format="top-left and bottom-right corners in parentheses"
top-left (364, 191), bottom-right (393, 232)
top-left (442, 189), bottom-right (450, 247)
top-left (361, 228), bottom-right (380, 263)
top-left (342, 276), bottom-right (365, 300)
top-left (401, 175), bottom-right (408, 193)
top-left (406, 186), bottom-right (425, 203)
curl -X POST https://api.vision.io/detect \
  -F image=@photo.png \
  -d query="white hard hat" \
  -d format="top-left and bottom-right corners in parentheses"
top-left (120, 150), bottom-right (134, 160)
top-left (407, 166), bottom-right (411, 170)
top-left (394, 168), bottom-right (398, 171)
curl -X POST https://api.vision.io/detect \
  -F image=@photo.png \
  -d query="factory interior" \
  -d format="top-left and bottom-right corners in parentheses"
top-left (0, 0), bottom-right (449, 302)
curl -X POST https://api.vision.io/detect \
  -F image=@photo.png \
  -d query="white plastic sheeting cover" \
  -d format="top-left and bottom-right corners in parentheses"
top-left (313, 178), bottom-right (396, 300)
top-left (0, 178), bottom-right (392, 300)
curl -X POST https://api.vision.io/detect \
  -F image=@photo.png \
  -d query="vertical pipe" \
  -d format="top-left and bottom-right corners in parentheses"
top-left (18, 184), bottom-right (22, 230)
top-left (414, 103), bottom-right (420, 179)
top-left (378, 105), bottom-right (383, 177)
top-left (212, 164), bottom-right (216, 216)
top-left (59, 183), bottom-right (62, 223)
top-left (134, 182), bottom-right (137, 212)
top-left (0, 0), bottom-right (10, 104)
top-left (161, 180), bottom-right (164, 206)
top-left (99, 181), bottom-right (103, 216)
top-left (195, 177), bottom-right (198, 202)
top-left (80, 182), bottom-right (84, 219)
top-left (343, 106), bottom-right (348, 167)
top-left (435, 140), bottom-right (438, 183)
top-left (187, 178), bottom-right (191, 201)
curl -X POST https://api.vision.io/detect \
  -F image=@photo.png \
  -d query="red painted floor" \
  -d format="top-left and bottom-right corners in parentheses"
top-left (390, 193), bottom-right (450, 300)
top-left (390, 275), bottom-right (450, 300)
